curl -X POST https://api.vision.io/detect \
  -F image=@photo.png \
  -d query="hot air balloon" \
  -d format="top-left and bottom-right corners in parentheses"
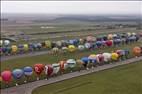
top-left (96, 41), bottom-right (102, 48)
top-left (59, 61), bottom-right (67, 74)
top-left (111, 52), bottom-right (119, 61)
top-left (84, 43), bottom-right (91, 49)
top-left (4, 40), bottom-right (10, 46)
top-left (23, 44), bottom-right (29, 52)
top-left (81, 57), bottom-right (89, 70)
top-left (23, 66), bottom-right (33, 83)
top-left (1, 70), bottom-right (12, 84)
top-left (66, 59), bottom-right (76, 72)
top-left (12, 69), bottom-right (24, 86)
top-left (102, 53), bottom-right (111, 63)
top-left (88, 54), bottom-right (97, 68)
top-left (33, 64), bottom-right (44, 80)
top-left (52, 47), bottom-right (59, 54)
top-left (86, 36), bottom-right (96, 42)
top-left (106, 40), bottom-right (113, 47)
top-left (11, 45), bottom-right (18, 54)
top-left (62, 46), bottom-right (68, 53)
top-left (133, 47), bottom-right (141, 57)
top-left (116, 50), bottom-right (125, 60)
top-left (108, 34), bottom-right (113, 40)
top-left (52, 63), bottom-right (60, 75)
top-left (78, 45), bottom-right (85, 51)
top-left (96, 54), bottom-right (104, 65)
top-left (45, 65), bottom-right (53, 80)
top-left (68, 45), bottom-right (76, 52)
top-left (45, 40), bottom-right (52, 48)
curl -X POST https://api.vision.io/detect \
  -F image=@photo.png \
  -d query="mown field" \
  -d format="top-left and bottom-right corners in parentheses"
top-left (0, 41), bottom-right (141, 89)
top-left (32, 60), bottom-right (142, 94)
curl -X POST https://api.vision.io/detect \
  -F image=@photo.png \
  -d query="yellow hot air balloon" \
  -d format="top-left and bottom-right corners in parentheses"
top-left (88, 54), bottom-right (96, 60)
top-left (11, 45), bottom-right (18, 53)
top-left (133, 46), bottom-right (141, 57)
top-left (45, 40), bottom-right (52, 48)
top-left (68, 45), bottom-right (76, 52)
top-left (107, 34), bottom-right (113, 40)
top-left (111, 52), bottom-right (119, 61)
top-left (23, 44), bottom-right (29, 51)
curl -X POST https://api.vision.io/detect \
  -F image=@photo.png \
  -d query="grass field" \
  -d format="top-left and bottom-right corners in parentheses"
top-left (32, 60), bottom-right (142, 94)
top-left (0, 42), bottom-right (141, 89)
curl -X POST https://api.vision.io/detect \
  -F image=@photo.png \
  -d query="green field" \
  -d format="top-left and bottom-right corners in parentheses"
top-left (32, 60), bottom-right (142, 94)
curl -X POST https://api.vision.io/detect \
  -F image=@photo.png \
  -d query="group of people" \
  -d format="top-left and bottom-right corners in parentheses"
top-left (0, 32), bottom-right (140, 56)
top-left (1, 46), bottom-right (142, 86)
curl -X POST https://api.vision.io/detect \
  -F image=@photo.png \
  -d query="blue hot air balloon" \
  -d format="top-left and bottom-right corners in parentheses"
top-left (81, 57), bottom-right (89, 64)
top-left (23, 67), bottom-right (33, 76)
top-left (12, 69), bottom-right (24, 79)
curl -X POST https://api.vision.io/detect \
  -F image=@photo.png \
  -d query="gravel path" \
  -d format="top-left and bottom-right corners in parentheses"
top-left (1, 56), bottom-right (142, 94)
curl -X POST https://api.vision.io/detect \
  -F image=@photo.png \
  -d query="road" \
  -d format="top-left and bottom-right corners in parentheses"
top-left (1, 56), bottom-right (142, 94)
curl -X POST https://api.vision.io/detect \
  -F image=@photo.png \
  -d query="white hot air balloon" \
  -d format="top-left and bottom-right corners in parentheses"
top-left (52, 63), bottom-right (60, 75)
top-left (4, 40), bottom-right (10, 46)
top-left (102, 53), bottom-right (111, 63)
top-left (78, 45), bottom-right (85, 51)
top-left (66, 59), bottom-right (76, 68)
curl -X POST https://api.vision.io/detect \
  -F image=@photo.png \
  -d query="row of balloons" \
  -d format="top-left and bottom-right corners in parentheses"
top-left (0, 46), bottom-right (142, 86)
top-left (0, 32), bottom-right (140, 55)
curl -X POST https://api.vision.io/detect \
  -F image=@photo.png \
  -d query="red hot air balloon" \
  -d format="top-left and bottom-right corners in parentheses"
top-left (106, 40), bottom-right (113, 47)
top-left (133, 47), bottom-right (141, 57)
top-left (1, 70), bottom-right (12, 84)
top-left (45, 65), bottom-right (53, 80)
top-left (34, 64), bottom-right (44, 80)
top-left (59, 61), bottom-right (67, 74)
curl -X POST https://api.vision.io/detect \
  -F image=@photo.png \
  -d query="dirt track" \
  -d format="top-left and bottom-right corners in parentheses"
top-left (1, 56), bottom-right (142, 94)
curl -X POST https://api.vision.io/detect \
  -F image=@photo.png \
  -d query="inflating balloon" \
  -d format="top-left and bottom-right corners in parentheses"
top-left (11, 45), bottom-right (18, 53)
top-left (66, 59), bottom-right (76, 68)
top-left (106, 40), bottom-right (113, 47)
top-left (111, 52), bottom-right (119, 61)
top-left (59, 61), bottom-right (67, 73)
top-left (102, 53), bottom-right (111, 62)
top-left (45, 40), bottom-right (52, 48)
top-left (84, 43), bottom-right (91, 49)
top-left (88, 54), bottom-right (97, 63)
top-left (86, 36), bottom-right (96, 42)
top-left (45, 65), bottom-right (53, 79)
top-left (1, 70), bottom-right (12, 85)
top-left (23, 44), bottom-right (29, 51)
top-left (78, 45), bottom-right (85, 51)
top-left (34, 64), bottom-right (44, 80)
top-left (23, 67), bottom-right (33, 76)
top-left (108, 34), bottom-right (113, 40)
top-left (133, 47), bottom-right (141, 57)
top-left (96, 54), bottom-right (104, 64)
top-left (12, 69), bottom-right (24, 79)
top-left (4, 40), bottom-right (10, 46)
top-left (52, 63), bottom-right (60, 75)
top-left (81, 57), bottom-right (89, 69)
top-left (68, 45), bottom-right (76, 52)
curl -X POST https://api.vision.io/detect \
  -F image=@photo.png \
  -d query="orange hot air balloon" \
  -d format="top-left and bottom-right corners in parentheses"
top-left (133, 47), bottom-right (141, 57)
top-left (59, 61), bottom-right (67, 73)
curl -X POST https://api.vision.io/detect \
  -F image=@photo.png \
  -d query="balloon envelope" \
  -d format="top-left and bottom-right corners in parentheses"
top-left (12, 69), bottom-right (24, 79)
top-left (133, 47), bottom-right (141, 56)
top-left (111, 53), bottom-right (119, 60)
top-left (45, 65), bottom-right (53, 76)
top-left (52, 63), bottom-right (60, 74)
top-left (1, 70), bottom-right (12, 83)
top-left (23, 67), bottom-right (33, 76)
top-left (66, 59), bottom-right (76, 68)
top-left (34, 64), bottom-right (44, 75)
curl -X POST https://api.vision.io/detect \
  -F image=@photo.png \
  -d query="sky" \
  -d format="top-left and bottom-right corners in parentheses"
top-left (1, 1), bottom-right (142, 15)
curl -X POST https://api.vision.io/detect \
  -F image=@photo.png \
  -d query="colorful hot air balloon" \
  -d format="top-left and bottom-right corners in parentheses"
top-left (45, 40), bottom-right (52, 48)
top-left (12, 69), bottom-right (24, 86)
top-left (23, 66), bottom-right (33, 76)
top-left (84, 43), bottom-right (91, 49)
top-left (66, 59), bottom-right (76, 70)
top-left (88, 54), bottom-right (97, 63)
top-left (59, 61), bottom-right (67, 74)
top-left (111, 52), bottom-right (119, 61)
top-left (45, 65), bottom-right (53, 79)
top-left (133, 46), bottom-right (141, 57)
top-left (1, 70), bottom-right (12, 84)
top-left (34, 64), bottom-right (44, 80)
top-left (68, 45), bottom-right (76, 52)
top-left (52, 63), bottom-right (60, 75)
top-left (96, 54), bottom-right (104, 65)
